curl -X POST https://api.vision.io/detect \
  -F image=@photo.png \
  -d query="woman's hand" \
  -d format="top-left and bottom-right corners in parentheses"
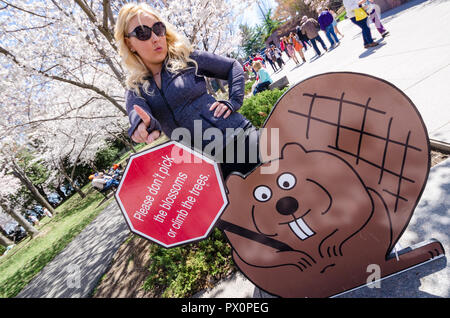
top-left (131, 105), bottom-right (161, 144)
top-left (209, 101), bottom-right (232, 119)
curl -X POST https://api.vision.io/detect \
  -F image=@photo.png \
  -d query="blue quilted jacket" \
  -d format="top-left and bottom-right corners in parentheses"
top-left (125, 50), bottom-right (250, 151)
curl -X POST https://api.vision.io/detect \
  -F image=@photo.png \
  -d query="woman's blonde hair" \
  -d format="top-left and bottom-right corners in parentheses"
top-left (114, 3), bottom-right (197, 94)
top-left (252, 61), bottom-right (262, 71)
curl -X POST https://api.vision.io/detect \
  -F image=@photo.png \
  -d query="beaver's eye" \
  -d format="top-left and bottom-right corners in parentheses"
top-left (253, 185), bottom-right (272, 202)
top-left (277, 173), bottom-right (296, 190)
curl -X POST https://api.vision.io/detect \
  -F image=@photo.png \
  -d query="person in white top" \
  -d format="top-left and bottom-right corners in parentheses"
top-left (364, 0), bottom-right (389, 37)
top-left (90, 172), bottom-right (119, 191)
top-left (343, 0), bottom-right (379, 48)
top-left (43, 208), bottom-right (53, 218)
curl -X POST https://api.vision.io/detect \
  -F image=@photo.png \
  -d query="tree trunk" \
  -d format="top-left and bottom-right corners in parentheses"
top-left (57, 161), bottom-right (86, 199)
top-left (88, 161), bottom-right (99, 174)
top-left (55, 185), bottom-right (67, 203)
top-left (120, 134), bottom-right (137, 153)
top-left (205, 77), bottom-right (216, 97)
top-left (0, 202), bottom-right (39, 239)
top-left (36, 184), bottom-right (49, 202)
top-left (217, 79), bottom-right (227, 93)
top-left (0, 232), bottom-right (14, 247)
top-left (10, 159), bottom-right (57, 215)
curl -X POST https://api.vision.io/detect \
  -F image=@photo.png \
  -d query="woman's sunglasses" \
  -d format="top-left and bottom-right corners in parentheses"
top-left (126, 22), bottom-right (166, 41)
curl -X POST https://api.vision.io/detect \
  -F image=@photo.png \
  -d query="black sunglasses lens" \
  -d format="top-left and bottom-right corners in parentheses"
top-left (135, 26), bottom-right (152, 41)
top-left (152, 22), bottom-right (166, 36)
top-left (130, 23), bottom-right (166, 40)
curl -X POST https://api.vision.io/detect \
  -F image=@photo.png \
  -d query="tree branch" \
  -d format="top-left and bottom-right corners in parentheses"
top-left (0, 0), bottom-right (49, 19)
top-left (74, 0), bottom-right (117, 52)
top-left (4, 22), bottom-right (55, 33)
top-left (0, 46), bottom-right (127, 115)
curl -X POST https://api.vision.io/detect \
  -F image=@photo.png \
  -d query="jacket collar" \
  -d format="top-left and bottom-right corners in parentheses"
top-left (143, 56), bottom-right (168, 81)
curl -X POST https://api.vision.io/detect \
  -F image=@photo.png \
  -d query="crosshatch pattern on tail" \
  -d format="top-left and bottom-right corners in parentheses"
top-left (219, 72), bottom-right (445, 298)
top-left (288, 91), bottom-right (423, 214)
top-left (260, 72), bottom-right (431, 247)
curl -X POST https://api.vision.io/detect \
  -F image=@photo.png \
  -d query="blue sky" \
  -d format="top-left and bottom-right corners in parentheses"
top-left (236, 0), bottom-right (278, 27)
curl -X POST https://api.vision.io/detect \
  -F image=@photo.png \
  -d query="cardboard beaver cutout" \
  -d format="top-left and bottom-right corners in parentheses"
top-left (218, 72), bottom-right (445, 298)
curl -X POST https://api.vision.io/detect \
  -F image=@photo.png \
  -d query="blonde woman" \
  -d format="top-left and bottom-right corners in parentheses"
top-left (114, 3), bottom-right (260, 178)
top-left (252, 61), bottom-right (273, 95)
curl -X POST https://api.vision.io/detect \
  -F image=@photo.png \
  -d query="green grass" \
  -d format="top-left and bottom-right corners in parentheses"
top-left (336, 10), bottom-right (347, 21)
top-left (0, 87), bottom-right (285, 298)
top-left (0, 136), bottom-right (172, 298)
top-left (245, 80), bottom-right (256, 95)
top-left (0, 185), bottom-right (111, 298)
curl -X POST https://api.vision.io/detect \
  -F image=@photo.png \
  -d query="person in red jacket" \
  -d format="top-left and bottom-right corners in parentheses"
top-left (252, 53), bottom-right (264, 66)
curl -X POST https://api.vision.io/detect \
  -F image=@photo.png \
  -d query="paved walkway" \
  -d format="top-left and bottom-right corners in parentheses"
top-left (15, 0), bottom-right (449, 298)
top-left (197, 159), bottom-right (449, 298)
top-left (197, 0), bottom-right (450, 298)
top-left (268, 0), bottom-right (450, 144)
top-left (16, 199), bottom-right (129, 298)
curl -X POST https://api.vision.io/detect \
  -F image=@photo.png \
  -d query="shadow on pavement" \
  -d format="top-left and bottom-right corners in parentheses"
top-left (251, 254), bottom-right (447, 298)
top-left (335, 256), bottom-right (447, 298)
top-left (381, 0), bottom-right (436, 22)
top-left (16, 200), bottom-right (129, 298)
top-left (359, 40), bottom-right (387, 58)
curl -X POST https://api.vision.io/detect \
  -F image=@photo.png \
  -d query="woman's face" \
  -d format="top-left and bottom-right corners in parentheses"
top-left (125, 13), bottom-right (168, 69)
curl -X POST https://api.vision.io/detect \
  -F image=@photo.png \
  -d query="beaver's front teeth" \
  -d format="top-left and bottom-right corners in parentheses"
top-left (288, 218), bottom-right (315, 240)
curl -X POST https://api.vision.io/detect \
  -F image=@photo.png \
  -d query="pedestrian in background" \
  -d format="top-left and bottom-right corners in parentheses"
top-left (265, 47), bottom-right (278, 72)
top-left (343, 0), bottom-right (379, 48)
top-left (43, 208), bottom-right (53, 219)
top-left (279, 37), bottom-right (286, 58)
top-left (29, 214), bottom-right (39, 226)
top-left (329, 8), bottom-right (344, 38)
top-left (285, 35), bottom-right (300, 64)
top-left (253, 52), bottom-right (265, 67)
top-left (252, 61), bottom-right (273, 95)
top-left (300, 15), bottom-right (328, 57)
top-left (295, 25), bottom-right (311, 51)
top-left (364, 0), bottom-right (389, 37)
top-left (317, 7), bottom-right (340, 48)
top-left (290, 32), bottom-right (306, 63)
top-left (271, 45), bottom-right (285, 69)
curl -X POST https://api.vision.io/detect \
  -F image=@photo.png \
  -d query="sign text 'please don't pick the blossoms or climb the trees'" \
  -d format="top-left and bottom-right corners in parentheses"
top-left (115, 141), bottom-right (228, 248)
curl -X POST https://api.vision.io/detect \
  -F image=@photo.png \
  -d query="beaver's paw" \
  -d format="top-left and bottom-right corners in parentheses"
top-left (274, 250), bottom-right (317, 271)
top-left (318, 229), bottom-right (345, 259)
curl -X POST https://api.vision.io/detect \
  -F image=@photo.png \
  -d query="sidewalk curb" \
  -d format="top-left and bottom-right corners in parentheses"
top-left (430, 139), bottom-right (450, 154)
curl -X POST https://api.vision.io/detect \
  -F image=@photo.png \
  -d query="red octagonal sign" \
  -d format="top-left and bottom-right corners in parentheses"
top-left (115, 141), bottom-right (228, 248)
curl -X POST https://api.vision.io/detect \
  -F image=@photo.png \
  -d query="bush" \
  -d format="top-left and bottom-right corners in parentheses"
top-left (238, 87), bottom-right (289, 128)
top-left (143, 229), bottom-right (234, 297)
top-left (244, 80), bottom-right (255, 95)
top-left (94, 144), bottom-right (120, 172)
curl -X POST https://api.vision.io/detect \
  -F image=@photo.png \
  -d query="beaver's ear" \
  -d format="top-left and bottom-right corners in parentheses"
top-left (280, 142), bottom-right (307, 159)
top-left (225, 173), bottom-right (244, 192)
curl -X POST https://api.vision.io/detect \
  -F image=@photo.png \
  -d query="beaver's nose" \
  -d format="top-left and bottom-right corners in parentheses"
top-left (276, 196), bottom-right (299, 215)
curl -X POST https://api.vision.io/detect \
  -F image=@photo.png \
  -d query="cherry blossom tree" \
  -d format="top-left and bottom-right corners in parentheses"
top-left (0, 212), bottom-right (15, 247)
top-left (0, 0), bottom-right (253, 214)
top-left (0, 228), bottom-right (14, 247)
top-left (0, 165), bottom-right (39, 239)
top-left (157, 0), bottom-right (254, 55)
top-left (273, 0), bottom-right (342, 21)
top-left (0, 140), bottom-right (56, 215)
